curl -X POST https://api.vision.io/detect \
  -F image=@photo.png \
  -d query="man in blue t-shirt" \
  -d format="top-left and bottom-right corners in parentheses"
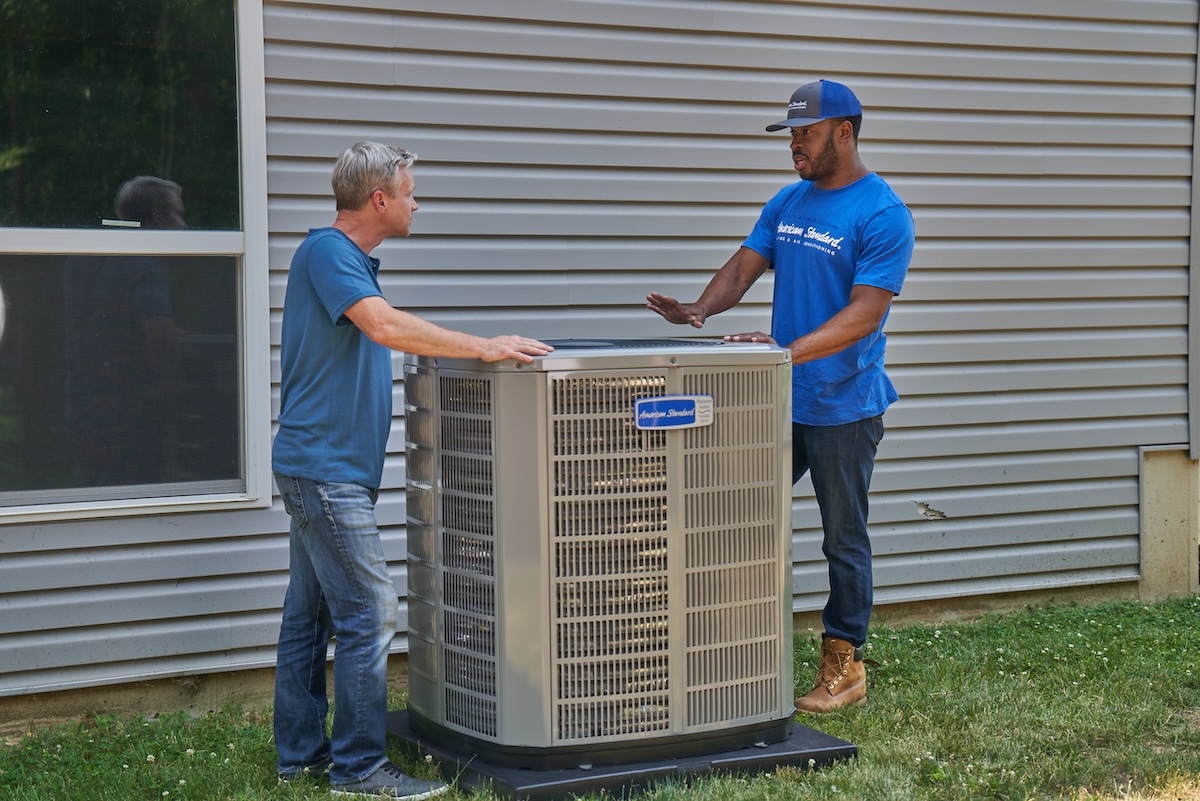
top-left (272, 142), bottom-right (551, 799)
top-left (647, 80), bottom-right (914, 714)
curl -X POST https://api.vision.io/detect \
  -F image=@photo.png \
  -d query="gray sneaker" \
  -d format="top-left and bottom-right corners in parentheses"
top-left (329, 760), bottom-right (450, 799)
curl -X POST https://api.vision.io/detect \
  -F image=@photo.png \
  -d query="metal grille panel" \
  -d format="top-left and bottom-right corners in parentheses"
top-left (551, 372), bottom-right (673, 741)
top-left (681, 369), bottom-right (783, 728)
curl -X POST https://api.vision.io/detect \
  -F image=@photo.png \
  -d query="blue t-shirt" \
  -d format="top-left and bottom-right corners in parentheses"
top-left (742, 173), bottom-right (914, 425)
top-left (272, 227), bottom-right (393, 489)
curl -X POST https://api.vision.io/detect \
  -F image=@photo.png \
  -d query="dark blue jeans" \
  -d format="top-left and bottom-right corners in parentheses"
top-left (792, 416), bottom-right (884, 648)
top-left (273, 475), bottom-right (397, 784)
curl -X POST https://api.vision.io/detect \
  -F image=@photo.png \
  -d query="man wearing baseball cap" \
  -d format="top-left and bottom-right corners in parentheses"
top-left (647, 79), bottom-right (914, 713)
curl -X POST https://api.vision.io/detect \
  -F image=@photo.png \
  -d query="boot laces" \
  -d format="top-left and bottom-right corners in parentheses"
top-left (818, 642), bottom-right (855, 689)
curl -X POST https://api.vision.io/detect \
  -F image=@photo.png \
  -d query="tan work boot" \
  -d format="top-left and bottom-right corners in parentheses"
top-left (794, 635), bottom-right (866, 714)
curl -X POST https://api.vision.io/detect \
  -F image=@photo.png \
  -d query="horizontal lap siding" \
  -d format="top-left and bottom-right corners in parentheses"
top-left (857, 2), bottom-right (1195, 608)
top-left (280, 5), bottom-right (1193, 617)
top-left (2, 0), bottom-right (1194, 696)
top-left (265, 2), bottom-right (1195, 625)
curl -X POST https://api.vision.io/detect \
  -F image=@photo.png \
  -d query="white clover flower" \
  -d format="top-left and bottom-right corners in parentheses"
top-left (146, 755), bottom-right (156, 763)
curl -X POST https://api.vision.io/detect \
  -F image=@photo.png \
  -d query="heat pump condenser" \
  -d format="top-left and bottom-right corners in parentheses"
top-left (403, 338), bottom-right (795, 768)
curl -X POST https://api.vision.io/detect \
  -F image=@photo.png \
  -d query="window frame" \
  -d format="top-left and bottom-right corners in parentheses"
top-left (0, 0), bottom-right (271, 524)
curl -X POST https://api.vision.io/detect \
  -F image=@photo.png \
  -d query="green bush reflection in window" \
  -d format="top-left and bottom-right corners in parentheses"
top-left (0, 0), bottom-right (239, 230)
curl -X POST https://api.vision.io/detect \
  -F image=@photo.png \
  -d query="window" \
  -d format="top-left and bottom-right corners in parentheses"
top-left (0, 0), bottom-right (269, 520)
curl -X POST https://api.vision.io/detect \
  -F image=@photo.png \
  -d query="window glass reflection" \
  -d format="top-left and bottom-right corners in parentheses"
top-left (0, 248), bottom-right (241, 503)
top-left (0, 1), bottom-right (238, 229)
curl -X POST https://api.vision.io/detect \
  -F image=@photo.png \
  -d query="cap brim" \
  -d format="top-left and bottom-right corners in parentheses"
top-left (765, 116), bottom-right (823, 132)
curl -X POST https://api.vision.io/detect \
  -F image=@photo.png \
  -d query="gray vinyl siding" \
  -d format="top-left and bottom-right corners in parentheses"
top-left (263, 0), bottom-right (1196, 615)
top-left (0, 0), bottom-right (1195, 696)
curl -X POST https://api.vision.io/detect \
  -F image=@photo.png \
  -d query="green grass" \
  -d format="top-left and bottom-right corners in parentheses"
top-left (1, 596), bottom-right (1197, 800)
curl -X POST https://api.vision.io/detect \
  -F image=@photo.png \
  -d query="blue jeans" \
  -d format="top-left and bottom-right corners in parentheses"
top-left (273, 475), bottom-right (398, 784)
top-left (792, 416), bottom-right (884, 647)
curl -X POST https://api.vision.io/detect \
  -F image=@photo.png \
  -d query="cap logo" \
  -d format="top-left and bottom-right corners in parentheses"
top-left (766, 80), bottom-right (859, 131)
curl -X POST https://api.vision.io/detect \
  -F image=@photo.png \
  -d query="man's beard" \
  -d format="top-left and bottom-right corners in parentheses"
top-left (797, 131), bottom-right (839, 182)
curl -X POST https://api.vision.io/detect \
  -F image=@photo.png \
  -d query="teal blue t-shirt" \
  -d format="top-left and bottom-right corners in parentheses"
top-left (272, 228), bottom-right (392, 488)
top-left (742, 173), bottom-right (914, 425)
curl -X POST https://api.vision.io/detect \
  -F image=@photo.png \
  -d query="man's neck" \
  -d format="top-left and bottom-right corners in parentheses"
top-left (814, 156), bottom-right (870, 190)
top-left (332, 212), bottom-right (383, 255)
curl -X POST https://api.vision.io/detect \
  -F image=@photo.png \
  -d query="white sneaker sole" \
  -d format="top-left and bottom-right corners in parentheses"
top-left (329, 781), bottom-right (450, 800)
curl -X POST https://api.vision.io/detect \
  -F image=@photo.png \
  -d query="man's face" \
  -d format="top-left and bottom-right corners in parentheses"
top-left (382, 166), bottom-right (418, 237)
top-left (789, 120), bottom-right (841, 184)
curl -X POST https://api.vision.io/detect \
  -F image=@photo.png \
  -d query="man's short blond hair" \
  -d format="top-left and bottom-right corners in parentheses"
top-left (331, 141), bottom-right (417, 211)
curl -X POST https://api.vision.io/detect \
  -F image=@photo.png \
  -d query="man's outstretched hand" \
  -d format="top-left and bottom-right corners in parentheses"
top-left (646, 292), bottom-right (707, 328)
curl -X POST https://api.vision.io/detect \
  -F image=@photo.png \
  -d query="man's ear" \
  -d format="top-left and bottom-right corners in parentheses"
top-left (836, 119), bottom-right (855, 144)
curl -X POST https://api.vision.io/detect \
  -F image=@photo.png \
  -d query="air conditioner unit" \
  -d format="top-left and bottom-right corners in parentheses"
top-left (395, 338), bottom-right (853, 793)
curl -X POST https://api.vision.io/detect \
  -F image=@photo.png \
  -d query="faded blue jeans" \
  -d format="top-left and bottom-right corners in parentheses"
top-left (273, 475), bottom-right (398, 784)
top-left (792, 416), bottom-right (884, 648)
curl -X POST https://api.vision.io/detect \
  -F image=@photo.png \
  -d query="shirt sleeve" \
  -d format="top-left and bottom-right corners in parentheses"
top-left (307, 235), bottom-right (383, 324)
top-left (853, 201), bottom-right (914, 296)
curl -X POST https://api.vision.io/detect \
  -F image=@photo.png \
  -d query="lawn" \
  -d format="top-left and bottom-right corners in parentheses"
top-left (1, 595), bottom-right (1197, 800)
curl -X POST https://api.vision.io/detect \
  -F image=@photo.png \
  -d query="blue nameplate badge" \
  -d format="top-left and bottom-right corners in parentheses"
top-left (634, 395), bottom-right (714, 430)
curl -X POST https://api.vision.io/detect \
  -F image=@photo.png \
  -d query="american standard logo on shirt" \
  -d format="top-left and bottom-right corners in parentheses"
top-left (776, 223), bottom-right (845, 255)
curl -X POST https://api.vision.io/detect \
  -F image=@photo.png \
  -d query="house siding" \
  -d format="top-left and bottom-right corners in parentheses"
top-left (0, 0), bottom-right (1195, 695)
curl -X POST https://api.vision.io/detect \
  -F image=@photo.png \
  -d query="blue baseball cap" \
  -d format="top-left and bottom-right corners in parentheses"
top-left (765, 79), bottom-right (863, 132)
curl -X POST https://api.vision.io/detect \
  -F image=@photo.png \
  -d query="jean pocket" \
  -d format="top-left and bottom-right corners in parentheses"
top-left (275, 474), bottom-right (309, 528)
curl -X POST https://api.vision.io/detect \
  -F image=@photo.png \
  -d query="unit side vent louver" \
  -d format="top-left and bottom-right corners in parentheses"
top-left (405, 370), bottom-right (500, 739)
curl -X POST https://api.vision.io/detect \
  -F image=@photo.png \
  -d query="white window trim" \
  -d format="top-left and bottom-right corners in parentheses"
top-left (0, 0), bottom-right (271, 525)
